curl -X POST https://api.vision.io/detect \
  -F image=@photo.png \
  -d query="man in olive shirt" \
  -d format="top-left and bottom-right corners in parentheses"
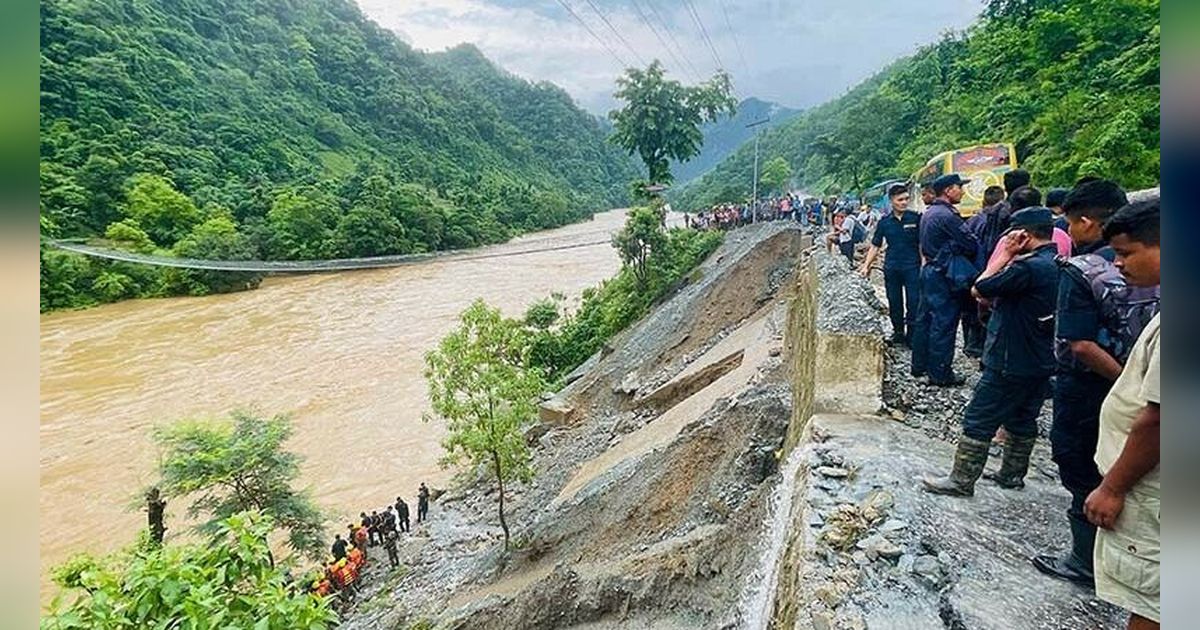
top-left (1085, 201), bottom-right (1161, 629)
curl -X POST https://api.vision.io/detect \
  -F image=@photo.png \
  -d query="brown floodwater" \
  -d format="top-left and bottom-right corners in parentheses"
top-left (39, 209), bottom-right (642, 602)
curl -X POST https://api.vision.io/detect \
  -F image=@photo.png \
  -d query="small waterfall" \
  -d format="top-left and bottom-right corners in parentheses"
top-left (738, 446), bottom-right (807, 629)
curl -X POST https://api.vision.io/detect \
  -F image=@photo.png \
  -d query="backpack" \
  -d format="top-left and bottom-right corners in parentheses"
top-left (1055, 253), bottom-right (1160, 368)
top-left (850, 219), bottom-right (867, 244)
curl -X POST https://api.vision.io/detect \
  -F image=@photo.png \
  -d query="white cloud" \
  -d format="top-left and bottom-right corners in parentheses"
top-left (353, 0), bottom-right (981, 114)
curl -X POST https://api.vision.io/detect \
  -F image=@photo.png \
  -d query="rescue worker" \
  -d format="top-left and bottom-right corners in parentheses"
top-left (331, 533), bottom-right (348, 561)
top-left (369, 510), bottom-right (382, 545)
top-left (1032, 181), bottom-right (1158, 587)
top-left (383, 532), bottom-right (400, 569)
top-left (418, 483), bottom-right (430, 523)
top-left (923, 207), bottom-right (1060, 496)
top-left (859, 183), bottom-right (921, 346)
top-left (348, 524), bottom-right (367, 560)
top-left (910, 173), bottom-right (980, 386)
top-left (396, 496), bottom-right (411, 533)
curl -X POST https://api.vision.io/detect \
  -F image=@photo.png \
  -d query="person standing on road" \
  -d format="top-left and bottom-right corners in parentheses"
top-left (1084, 201), bottom-right (1161, 630)
top-left (910, 173), bottom-right (980, 386)
top-left (859, 183), bottom-right (922, 346)
top-left (923, 207), bottom-right (1059, 496)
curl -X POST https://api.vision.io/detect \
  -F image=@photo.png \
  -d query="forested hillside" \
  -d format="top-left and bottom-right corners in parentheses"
top-left (673, 0), bottom-right (1159, 209)
top-left (39, 0), bottom-right (640, 311)
top-left (669, 97), bottom-right (798, 184)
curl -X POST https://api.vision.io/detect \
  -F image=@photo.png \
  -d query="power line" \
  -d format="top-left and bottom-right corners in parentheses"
top-left (717, 0), bottom-right (751, 80)
top-left (581, 0), bottom-right (646, 67)
top-left (553, 0), bottom-right (631, 69)
top-left (680, 0), bottom-right (726, 76)
top-left (628, 0), bottom-right (698, 82)
top-left (641, 0), bottom-right (705, 80)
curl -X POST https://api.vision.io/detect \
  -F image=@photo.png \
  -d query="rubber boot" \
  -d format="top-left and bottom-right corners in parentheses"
top-left (922, 436), bottom-right (990, 497)
top-left (983, 433), bottom-right (1037, 489)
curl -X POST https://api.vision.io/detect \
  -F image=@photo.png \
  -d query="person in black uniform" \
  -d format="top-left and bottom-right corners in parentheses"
top-left (859, 183), bottom-right (922, 346)
top-left (395, 496), bottom-right (411, 533)
top-left (331, 533), bottom-right (348, 561)
top-left (910, 174), bottom-right (980, 386)
top-left (417, 483), bottom-right (430, 523)
top-left (1032, 181), bottom-right (1158, 587)
top-left (923, 207), bottom-right (1060, 496)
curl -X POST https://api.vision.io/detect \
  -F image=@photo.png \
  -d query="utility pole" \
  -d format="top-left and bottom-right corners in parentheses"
top-left (746, 117), bottom-right (769, 223)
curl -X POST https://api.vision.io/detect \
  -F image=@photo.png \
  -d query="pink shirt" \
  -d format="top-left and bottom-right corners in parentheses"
top-left (987, 227), bottom-right (1072, 267)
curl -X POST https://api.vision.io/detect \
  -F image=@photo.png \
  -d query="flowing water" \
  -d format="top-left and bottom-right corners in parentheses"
top-left (739, 446), bottom-right (807, 629)
top-left (39, 209), bottom-right (644, 602)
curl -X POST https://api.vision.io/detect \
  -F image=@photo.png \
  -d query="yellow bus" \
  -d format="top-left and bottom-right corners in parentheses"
top-left (911, 142), bottom-right (1017, 216)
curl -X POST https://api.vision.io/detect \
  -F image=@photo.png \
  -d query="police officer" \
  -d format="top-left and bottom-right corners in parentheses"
top-left (395, 496), bottom-right (410, 533)
top-left (1032, 181), bottom-right (1158, 586)
top-left (417, 483), bottom-right (430, 523)
top-left (859, 183), bottom-right (921, 346)
top-left (910, 173), bottom-right (980, 386)
top-left (923, 207), bottom-right (1060, 496)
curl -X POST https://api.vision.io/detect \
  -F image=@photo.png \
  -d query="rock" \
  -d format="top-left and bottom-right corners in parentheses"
top-left (811, 610), bottom-right (834, 630)
top-left (817, 466), bottom-right (850, 478)
top-left (889, 408), bottom-right (906, 421)
top-left (911, 555), bottom-right (943, 584)
top-left (897, 554), bottom-right (915, 572)
top-left (878, 518), bottom-right (908, 533)
top-left (814, 584), bottom-right (842, 607)
top-left (857, 534), bottom-right (903, 560)
top-left (538, 397), bottom-right (575, 424)
top-left (937, 551), bottom-right (952, 566)
top-left (768, 346), bottom-right (782, 357)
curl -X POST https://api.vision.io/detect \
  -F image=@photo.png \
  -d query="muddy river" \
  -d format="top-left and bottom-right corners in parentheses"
top-left (39, 209), bottom-right (645, 601)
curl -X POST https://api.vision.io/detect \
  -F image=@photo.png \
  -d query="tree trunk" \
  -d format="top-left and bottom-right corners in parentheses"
top-left (492, 450), bottom-right (510, 550)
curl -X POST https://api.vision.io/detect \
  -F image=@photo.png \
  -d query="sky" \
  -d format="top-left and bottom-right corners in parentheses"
top-left (354, 0), bottom-right (983, 115)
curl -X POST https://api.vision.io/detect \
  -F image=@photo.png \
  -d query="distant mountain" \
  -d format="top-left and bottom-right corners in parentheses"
top-left (670, 97), bottom-right (800, 184)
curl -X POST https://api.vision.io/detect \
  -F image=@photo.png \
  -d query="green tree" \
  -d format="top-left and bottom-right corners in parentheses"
top-left (609, 60), bottom-right (737, 185)
top-left (153, 411), bottom-right (326, 558)
top-left (423, 300), bottom-right (544, 549)
top-left (42, 511), bottom-right (336, 630)
top-left (611, 206), bottom-right (667, 288)
top-left (759, 157), bottom-right (793, 193)
top-left (103, 219), bottom-right (156, 254)
top-left (122, 174), bottom-right (202, 246)
top-left (167, 216), bottom-right (262, 295)
top-left (264, 188), bottom-right (337, 260)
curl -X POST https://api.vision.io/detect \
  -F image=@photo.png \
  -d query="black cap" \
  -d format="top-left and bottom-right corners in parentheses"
top-left (1006, 206), bottom-right (1054, 232)
top-left (1045, 188), bottom-right (1069, 208)
top-left (932, 173), bottom-right (971, 193)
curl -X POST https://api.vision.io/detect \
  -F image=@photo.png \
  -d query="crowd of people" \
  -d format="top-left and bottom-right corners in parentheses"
top-left (856, 171), bottom-right (1160, 629)
top-left (686, 193), bottom-right (861, 231)
top-left (306, 483), bottom-right (433, 602)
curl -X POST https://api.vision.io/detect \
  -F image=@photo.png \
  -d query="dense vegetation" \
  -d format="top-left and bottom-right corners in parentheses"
top-left (39, 0), bottom-right (639, 312)
top-left (43, 512), bottom-right (336, 629)
top-left (673, 0), bottom-right (1159, 208)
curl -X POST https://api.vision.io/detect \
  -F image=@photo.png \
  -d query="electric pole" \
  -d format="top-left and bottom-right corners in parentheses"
top-left (746, 117), bottom-right (769, 223)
